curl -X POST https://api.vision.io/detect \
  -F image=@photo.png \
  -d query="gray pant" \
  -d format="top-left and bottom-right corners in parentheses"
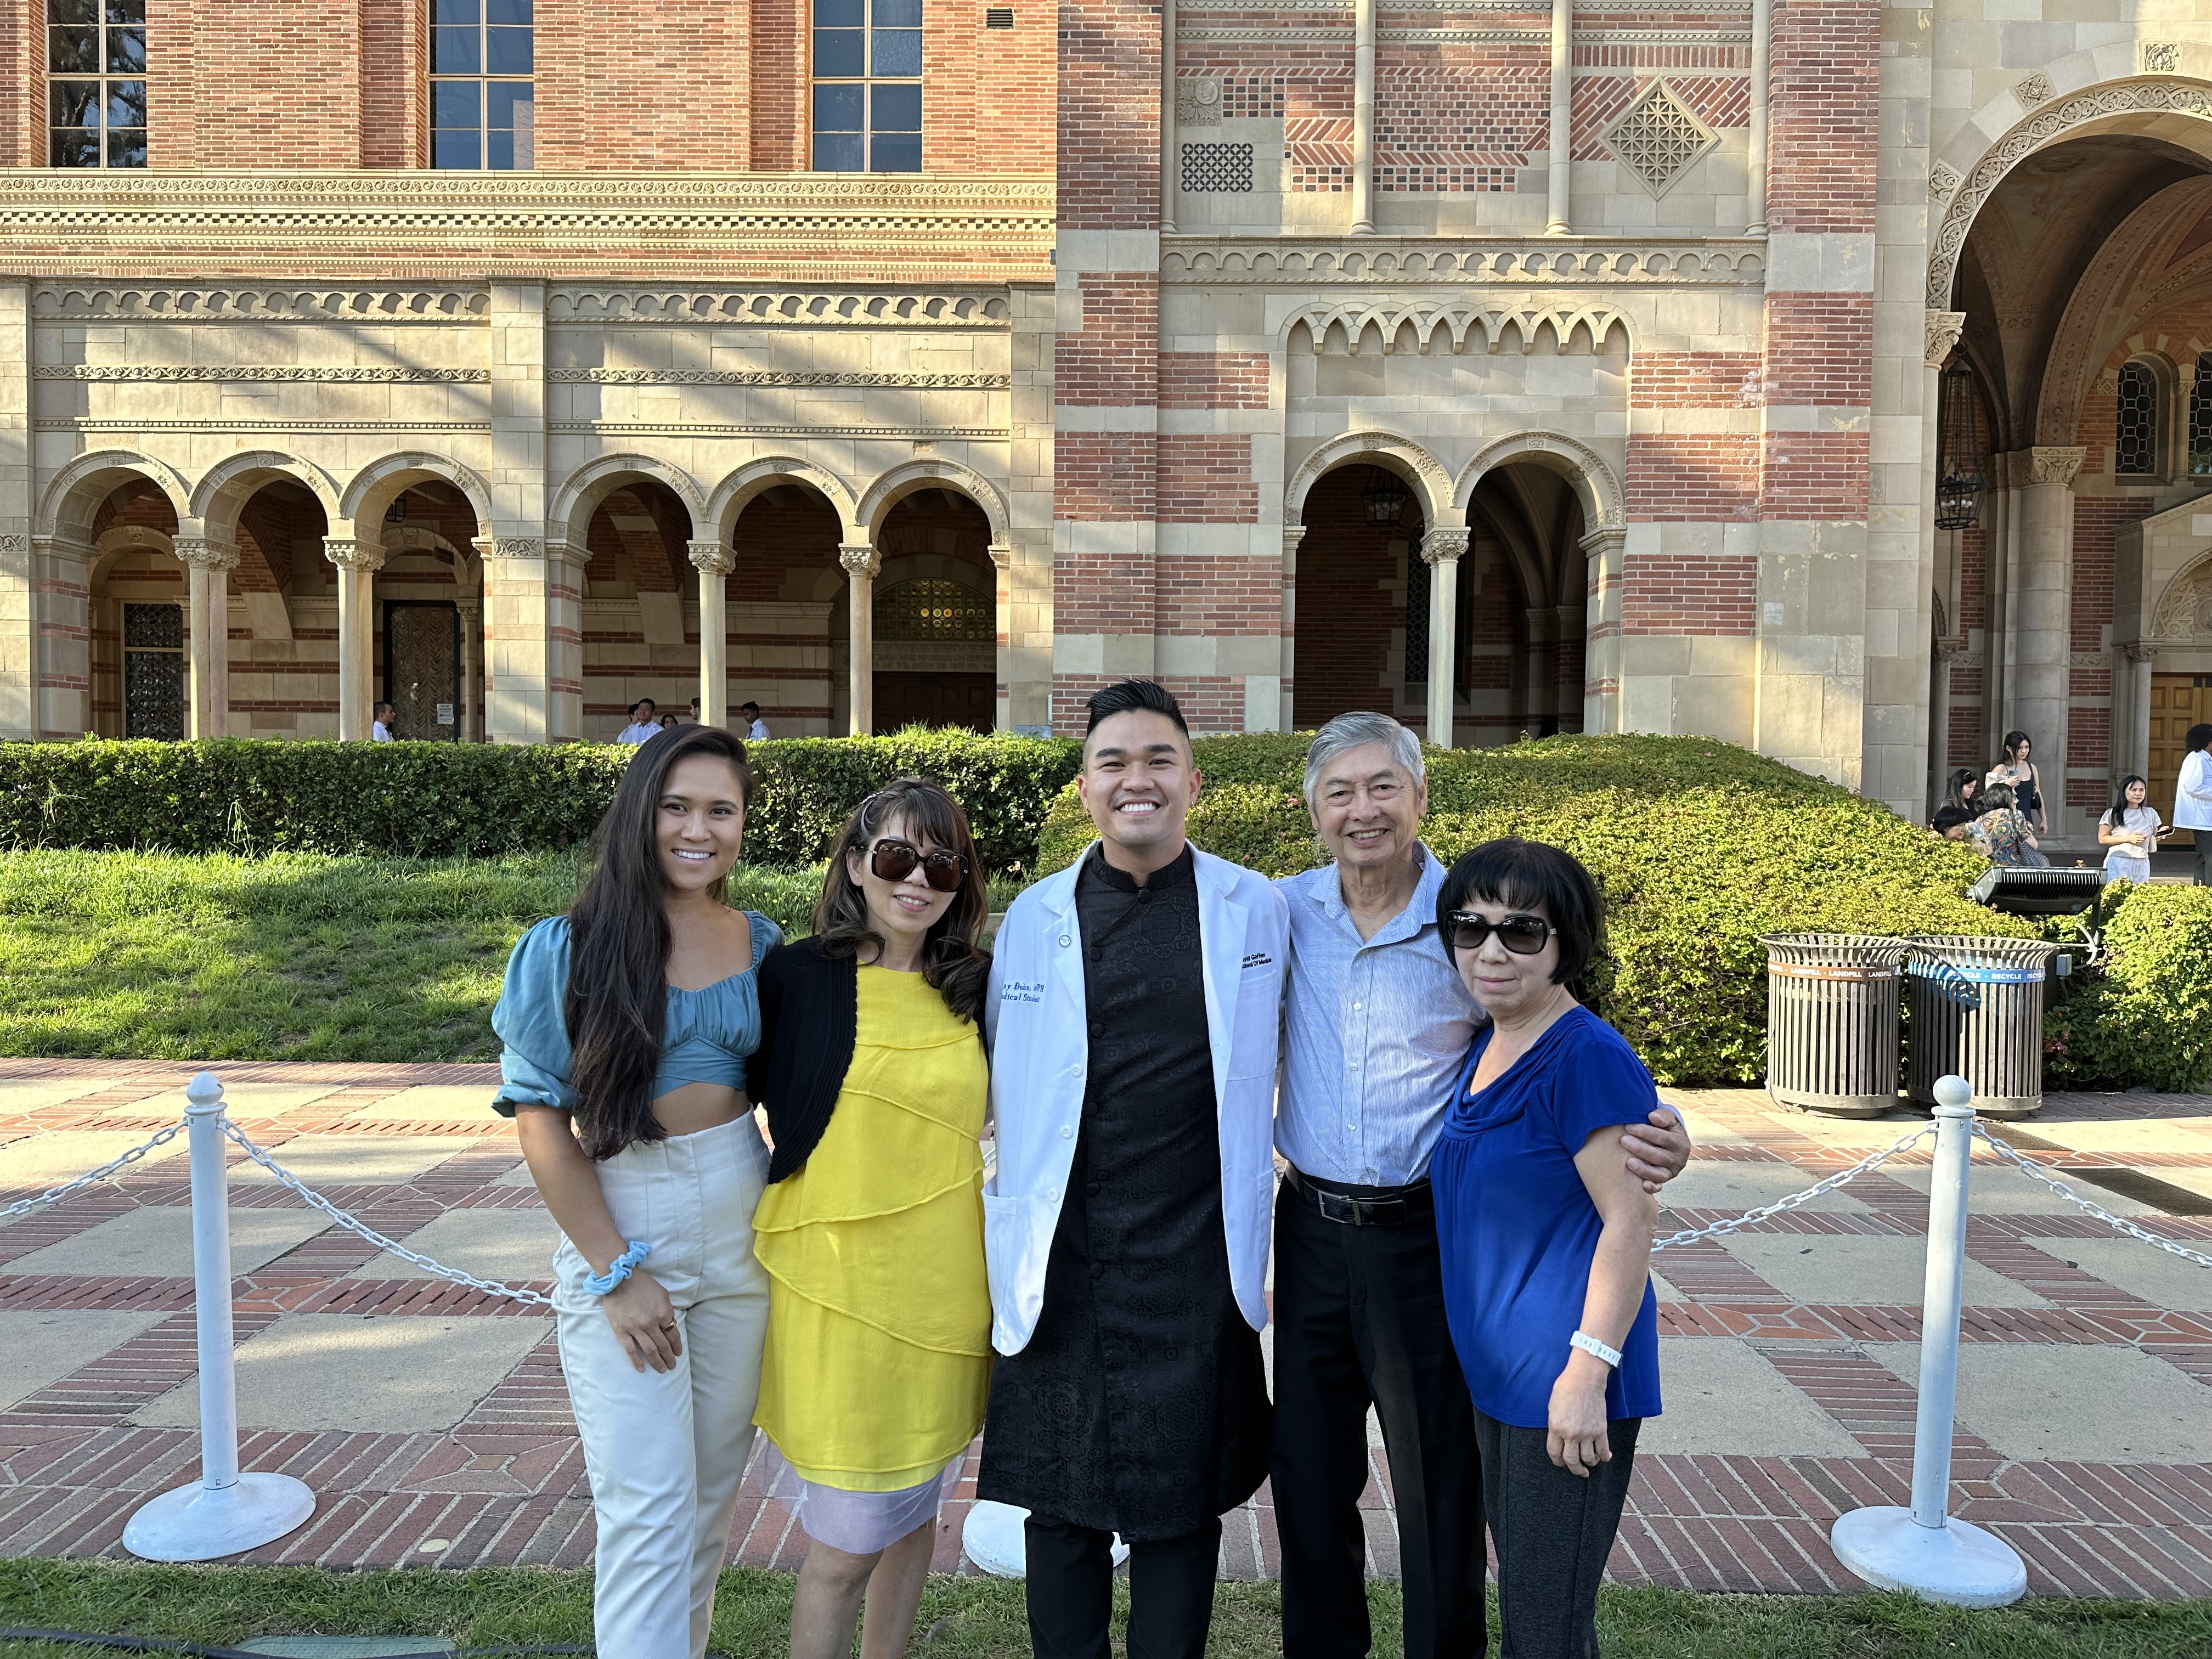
top-left (2196, 833), bottom-right (2212, 885)
top-left (1472, 1409), bottom-right (1643, 1659)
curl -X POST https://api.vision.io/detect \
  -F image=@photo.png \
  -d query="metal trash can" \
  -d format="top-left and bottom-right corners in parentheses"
top-left (1760, 934), bottom-right (1909, 1117)
top-left (1905, 936), bottom-right (2060, 1119)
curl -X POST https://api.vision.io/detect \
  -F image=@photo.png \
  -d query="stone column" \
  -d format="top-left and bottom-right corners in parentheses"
top-left (1745, 0), bottom-right (1770, 235)
top-left (1159, 0), bottom-right (1178, 235)
top-left (689, 538), bottom-right (735, 729)
top-left (840, 541), bottom-right (880, 737)
top-left (1930, 636), bottom-right (1966, 810)
top-left (1351, 0), bottom-right (1376, 234)
top-left (1549, 602), bottom-right (1582, 716)
top-left (321, 538), bottom-right (386, 740)
top-left (1579, 526), bottom-right (1627, 734)
top-left (1546, 0), bottom-right (1572, 234)
top-left (173, 535), bottom-right (239, 740)
top-left (2119, 640), bottom-right (2155, 782)
top-left (986, 540), bottom-right (1015, 731)
top-left (459, 595), bottom-right (483, 742)
top-left (1421, 527), bottom-right (1470, 747)
top-left (2008, 445), bottom-right (2084, 788)
top-left (29, 535), bottom-right (91, 739)
top-left (475, 534), bottom-right (577, 744)
top-left (0, 280), bottom-right (32, 740)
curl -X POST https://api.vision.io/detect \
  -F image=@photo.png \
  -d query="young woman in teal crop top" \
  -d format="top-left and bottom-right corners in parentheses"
top-left (490, 724), bottom-right (778, 1659)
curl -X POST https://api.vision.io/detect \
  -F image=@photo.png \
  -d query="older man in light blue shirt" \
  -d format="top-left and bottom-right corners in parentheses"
top-left (1269, 712), bottom-right (1688, 1659)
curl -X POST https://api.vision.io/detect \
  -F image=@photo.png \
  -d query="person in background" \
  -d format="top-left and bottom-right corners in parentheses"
top-left (1972, 781), bottom-right (2040, 866)
top-left (743, 701), bottom-right (772, 742)
top-left (659, 713), bottom-right (681, 732)
top-left (1985, 731), bottom-right (2046, 837)
top-left (981, 678), bottom-right (1282, 1659)
top-left (2098, 775), bottom-right (2165, 885)
top-left (749, 778), bottom-right (994, 1659)
top-left (690, 697), bottom-right (704, 725)
top-left (1429, 838), bottom-right (1660, 1659)
top-left (2175, 723), bottom-right (2212, 885)
top-left (1931, 769), bottom-right (1981, 840)
top-left (1271, 712), bottom-right (1688, 1659)
top-left (491, 725), bottom-right (779, 1659)
top-left (616, 699), bottom-right (661, 745)
top-left (371, 701), bottom-right (397, 743)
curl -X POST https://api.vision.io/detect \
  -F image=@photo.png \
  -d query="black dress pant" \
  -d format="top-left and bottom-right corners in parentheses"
top-left (1024, 1513), bottom-right (1221, 1659)
top-left (2196, 832), bottom-right (2212, 885)
top-left (1472, 1410), bottom-right (1642, 1659)
top-left (1269, 1176), bottom-right (1487, 1659)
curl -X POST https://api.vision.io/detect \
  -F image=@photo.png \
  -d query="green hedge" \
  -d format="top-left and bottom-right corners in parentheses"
top-left (2044, 883), bottom-right (2212, 1093)
top-left (0, 733), bottom-right (1083, 876)
top-left (1040, 733), bottom-right (2038, 1086)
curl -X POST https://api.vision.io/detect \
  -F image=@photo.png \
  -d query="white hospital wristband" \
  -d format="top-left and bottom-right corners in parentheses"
top-left (1570, 1330), bottom-right (1622, 1369)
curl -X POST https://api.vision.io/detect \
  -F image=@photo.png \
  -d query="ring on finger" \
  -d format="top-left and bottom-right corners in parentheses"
top-left (659, 1320), bottom-right (678, 1331)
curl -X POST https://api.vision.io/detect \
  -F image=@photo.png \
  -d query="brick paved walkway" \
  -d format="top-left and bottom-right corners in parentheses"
top-left (3, 1060), bottom-right (2210, 1596)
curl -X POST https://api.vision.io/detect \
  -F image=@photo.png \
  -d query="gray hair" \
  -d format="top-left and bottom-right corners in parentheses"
top-left (1302, 712), bottom-right (1425, 805)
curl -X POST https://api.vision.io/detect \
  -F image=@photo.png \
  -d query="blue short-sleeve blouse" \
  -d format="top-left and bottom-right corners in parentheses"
top-left (489, 911), bottom-right (781, 1116)
top-left (1430, 1002), bottom-right (1663, 1430)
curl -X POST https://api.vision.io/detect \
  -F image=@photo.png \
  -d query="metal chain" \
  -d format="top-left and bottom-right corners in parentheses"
top-left (1971, 1125), bottom-right (2212, 1270)
top-left (1651, 1123), bottom-right (1936, 1251)
top-left (0, 1116), bottom-right (188, 1223)
top-left (219, 1120), bottom-right (555, 1307)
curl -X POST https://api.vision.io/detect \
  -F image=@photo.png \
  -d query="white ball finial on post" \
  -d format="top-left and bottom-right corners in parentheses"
top-left (1830, 1073), bottom-right (2027, 1606)
top-left (123, 1071), bottom-right (315, 1561)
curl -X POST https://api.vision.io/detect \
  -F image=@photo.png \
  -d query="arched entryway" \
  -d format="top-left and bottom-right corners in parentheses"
top-left (871, 488), bottom-right (997, 733)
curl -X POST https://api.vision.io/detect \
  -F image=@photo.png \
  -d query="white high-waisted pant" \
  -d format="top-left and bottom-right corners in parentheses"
top-left (553, 1115), bottom-right (772, 1659)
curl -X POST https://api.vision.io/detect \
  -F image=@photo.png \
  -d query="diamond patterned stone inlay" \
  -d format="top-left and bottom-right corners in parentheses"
top-left (1602, 80), bottom-right (1719, 200)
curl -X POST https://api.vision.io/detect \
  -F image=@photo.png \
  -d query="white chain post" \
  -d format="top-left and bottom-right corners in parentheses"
top-left (122, 1073), bottom-right (316, 1562)
top-left (1830, 1074), bottom-right (2027, 1607)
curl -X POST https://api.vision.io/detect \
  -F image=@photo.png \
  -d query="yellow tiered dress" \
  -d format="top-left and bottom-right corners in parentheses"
top-left (752, 965), bottom-right (992, 1497)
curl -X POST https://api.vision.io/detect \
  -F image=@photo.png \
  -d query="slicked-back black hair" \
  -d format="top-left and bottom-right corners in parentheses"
top-left (2188, 722), bottom-right (2212, 754)
top-left (1084, 678), bottom-right (1189, 740)
top-left (1435, 837), bottom-right (1603, 988)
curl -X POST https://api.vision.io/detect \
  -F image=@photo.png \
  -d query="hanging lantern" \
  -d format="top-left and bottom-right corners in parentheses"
top-left (1362, 466), bottom-right (1407, 526)
top-left (383, 494), bottom-right (409, 526)
top-left (1934, 360), bottom-right (1986, 531)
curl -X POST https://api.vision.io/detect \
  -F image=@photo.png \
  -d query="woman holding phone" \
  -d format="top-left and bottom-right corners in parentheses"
top-left (2098, 774), bottom-right (2166, 883)
top-left (748, 778), bottom-right (995, 1659)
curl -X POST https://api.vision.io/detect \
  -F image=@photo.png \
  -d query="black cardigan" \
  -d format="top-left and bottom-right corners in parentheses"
top-left (751, 936), bottom-right (860, 1182)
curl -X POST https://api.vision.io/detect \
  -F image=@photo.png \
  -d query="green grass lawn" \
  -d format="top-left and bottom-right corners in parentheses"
top-left (1, 1560), bottom-right (2208, 1659)
top-left (0, 851), bottom-right (840, 1063)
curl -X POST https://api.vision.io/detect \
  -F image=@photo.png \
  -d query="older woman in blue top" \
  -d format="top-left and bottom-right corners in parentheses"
top-left (491, 724), bottom-right (779, 1659)
top-left (1429, 838), bottom-right (1662, 1659)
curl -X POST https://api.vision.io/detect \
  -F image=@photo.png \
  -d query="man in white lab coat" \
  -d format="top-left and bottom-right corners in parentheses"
top-left (981, 678), bottom-right (1285, 1659)
top-left (2176, 721), bottom-right (2212, 884)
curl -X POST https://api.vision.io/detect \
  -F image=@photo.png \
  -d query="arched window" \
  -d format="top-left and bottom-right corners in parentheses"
top-left (2116, 360), bottom-right (2160, 476)
top-left (2190, 353), bottom-right (2212, 477)
top-left (874, 578), bottom-right (991, 641)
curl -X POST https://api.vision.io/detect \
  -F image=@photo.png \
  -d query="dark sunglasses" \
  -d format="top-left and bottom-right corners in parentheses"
top-left (1443, 911), bottom-right (1553, 956)
top-left (868, 838), bottom-right (968, 893)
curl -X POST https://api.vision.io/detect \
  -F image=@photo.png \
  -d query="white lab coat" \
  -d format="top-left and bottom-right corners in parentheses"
top-left (983, 840), bottom-right (1288, 1356)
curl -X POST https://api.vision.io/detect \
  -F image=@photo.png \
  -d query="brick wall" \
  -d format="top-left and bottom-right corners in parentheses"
top-left (1060, 0), bottom-right (1160, 228)
top-left (1053, 432), bottom-right (1157, 528)
top-left (1762, 431), bottom-right (1869, 521)
top-left (1570, 72), bottom-right (1749, 162)
top-left (1629, 353), bottom-right (1761, 408)
top-left (1158, 352), bottom-right (1270, 410)
top-left (1053, 674), bottom-right (1246, 736)
top-left (533, 0), bottom-right (750, 169)
top-left (360, 0), bottom-right (427, 168)
top-left (1626, 434), bottom-right (1760, 521)
top-left (1764, 0), bottom-right (1879, 235)
top-left (1621, 554), bottom-right (1758, 635)
top-left (1372, 41), bottom-right (1548, 193)
top-left (1056, 275), bottom-right (1160, 407)
top-left (1157, 436), bottom-right (1258, 523)
top-left (192, 6), bottom-right (364, 168)
top-left (1761, 293), bottom-right (1873, 408)
top-left (729, 488), bottom-right (839, 604)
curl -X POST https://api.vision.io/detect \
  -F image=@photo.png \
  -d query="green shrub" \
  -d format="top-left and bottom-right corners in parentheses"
top-left (0, 733), bottom-right (1082, 876)
top-left (2044, 882), bottom-right (2212, 1092)
top-left (1039, 733), bottom-right (2032, 1085)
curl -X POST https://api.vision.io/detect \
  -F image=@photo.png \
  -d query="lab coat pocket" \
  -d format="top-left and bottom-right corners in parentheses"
top-left (980, 1188), bottom-right (1046, 1345)
top-left (1228, 968), bottom-right (1283, 1080)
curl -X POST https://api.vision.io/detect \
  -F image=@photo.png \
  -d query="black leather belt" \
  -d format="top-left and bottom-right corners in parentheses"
top-left (1283, 1165), bottom-right (1433, 1227)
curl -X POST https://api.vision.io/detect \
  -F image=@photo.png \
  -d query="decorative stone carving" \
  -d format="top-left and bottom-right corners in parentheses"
top-left (1602, 79), bottom-right (1722, 200)
top-left (1163, 240), bottom-right (1765, 285)
top-left (0, 534), bottom-right (24, 554)
top-left (546, 291), bottom-right (1012, 325)
top-left (2021, 446), bottom-right (2086, 488)
top-left (1928, 161), bottom-right (1961, 200)
top-left (1419, 527), bottom-right (1471, 567)
top-left (2015, 72), bottom-right (2055, 109)
top-left (2094, 368), bottom-right (2123, 393)
top-left (1929, 80), bottom-right (2212, 307)
top-left (473, 537), bottom-right (545, 559)
top-left (2145, 42), bottom-right (2181, 74)
top-left (686, 539), bottom-right (737, 579)
top-left (35, 365), bottom-right (488, 382)
top-left (2152, 554), bottom-right (2212, 640)
top-left (839, 543), bottom-right (882, 580)
top-left (2069, 650), bottom-right (2111, 669)
top-left (1291, 301), bottom-right (1628, 356)
top-left (171, 537), bottom-right (241, 572)
top-left (2120, 640), bottom-right (2159, 662)
top-left (1175, 77), bottom-right (1223, 128)
top-left (32, 287), bottom-right (488, 321)
top-left (321, 538), bottom-right (387, 573)
top-left (1925, 310), bottom-right (1966, 369)
top-left (986, 541), bottom-right (1014, 571)
top-left (546, 368), bottom-right (1009, 388)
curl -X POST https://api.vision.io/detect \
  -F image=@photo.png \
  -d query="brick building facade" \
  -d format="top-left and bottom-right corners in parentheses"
top-left (5, 2), bottom-right (2212, 839)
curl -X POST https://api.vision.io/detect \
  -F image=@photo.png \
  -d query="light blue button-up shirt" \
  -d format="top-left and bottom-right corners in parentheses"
top-left (1275, 844), bottom-right (1485, 1187)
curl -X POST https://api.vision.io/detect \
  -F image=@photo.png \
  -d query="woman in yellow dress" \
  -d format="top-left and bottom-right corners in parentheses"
top-left (748, 777), bottom-right (993, 1659)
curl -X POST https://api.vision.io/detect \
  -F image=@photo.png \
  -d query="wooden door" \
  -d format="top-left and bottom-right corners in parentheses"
top-left (2147, 673), bottom-right (2212, 844)
top-left (383, 601), bottom-right (460, 741)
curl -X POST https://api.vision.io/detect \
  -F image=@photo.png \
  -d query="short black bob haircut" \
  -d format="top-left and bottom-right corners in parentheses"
top-left (1084, 677), bottom-right (1189, 741)
top-left (1435, 836), bottom-right (1605, 989)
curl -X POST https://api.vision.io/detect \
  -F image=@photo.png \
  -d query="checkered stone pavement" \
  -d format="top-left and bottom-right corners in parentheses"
top-left (2, 1059), bottom-right (2210, 1595)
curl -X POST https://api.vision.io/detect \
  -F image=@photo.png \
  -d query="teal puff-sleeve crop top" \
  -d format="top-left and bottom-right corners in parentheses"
top-left (489, 912), bottom-right (781, 1116)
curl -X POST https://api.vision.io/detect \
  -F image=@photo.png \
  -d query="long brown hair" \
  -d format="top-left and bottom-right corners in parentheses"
top-left (812, 777), bottom-right (990, 1024)
top-left (566, 725), bottom-right (754, 1160)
